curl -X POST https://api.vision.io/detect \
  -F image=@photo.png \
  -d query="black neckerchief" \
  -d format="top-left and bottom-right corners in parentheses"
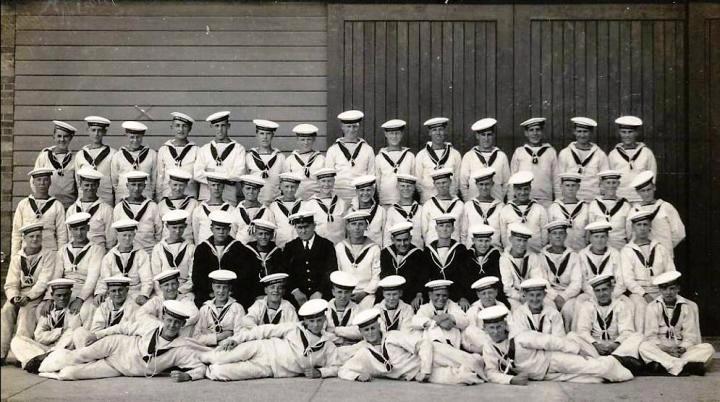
top-left (210, 142), bottom-right (236, 167)
top-left (121, 146), bottom-right (150, 169)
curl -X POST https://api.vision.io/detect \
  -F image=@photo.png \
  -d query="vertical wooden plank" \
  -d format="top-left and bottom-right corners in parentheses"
top-left (452, 23), bottom-right (465, 148)
top-left (673, 19), bottom-right (686, 218)
top-left (540, 21), bottom-right (553, 131)
top-left (574, 21), bottom-right (586, 119)
top-left (327, 5), bottom-right (344, 142)
top-left (630, 21), bottom-right (642, 117)
top-left (441, 22), bottom-right (454, 125)
top-left (430, 22), bottom-right (443, 117)
top-left (407, 22), bottom-right (421, 150)
top-left (641, 21), bottom-right (655, 147)
top-left (530, 21), bottom-right (541, 116)
top-left (343, 22), bottom-right (354, 116)
top-left (374, 21), bottom-right (387, 148)
top-left (513, 6), bottom-right (532, 145)
top-left (653, 21), bottom-right (665, 173)
top-left (419, 21), bottom-right (432, 136)
top-left (607, 21), bottom-right (620, 151)
top-left (562, 21), bottom-right (575, 145)
top-left (352, 21), bottom-right (364, 112)
top-left (586, 21), bottom-right (599, 138)
top-left (475, 24), bottom-right (487, 119)
top-left (463, 22), bottom-right (476, 143)
top-left (397, 22), bottom-right (410, 145)
top-left (551, 21), bottom-right (564, 144)
top-left (662, 21), bottom-right (677, 204)
top-left (619, 21), bottom-right (632, 116)
top-left (486, 22), bottom-right (498, 122)
top-left (363, 22), bottom-right (376, 146)
top-left (386, 22), bottom-right (398, 120)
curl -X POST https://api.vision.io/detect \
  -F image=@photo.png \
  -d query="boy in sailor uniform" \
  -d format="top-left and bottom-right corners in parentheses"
top-left (510, 118), bottom-right (558, 207)
top-left (155, 112), bottom-right (198, 200)
top-left (479, 304), bottom-right (633, 385)
top-left (511, 279), bottom-right (565, 337)
top-left (191, 270), bottom-right (246, 347)
top-left (325, 271), bottom-right (362, 344)
top-left (464, 225), bottom-right (506, 307)
top-left (422, 215), bottom-right (470, 306)
top-left (157, 168), bottom-right (197, 244)
top-left (269, 172), bottom-right (303, 247)
top-left (194, 111), bottom-right (246, 204)
top-left (499, 171), bottom-right (548, 252)
top-left (460, 118), bottom-right (510, 202)
top-left (374, 276), bottom-right (414, 333)
top-left (245, 219), bottom-right (286, 300)
top-left (1, 223), bottom-right (56, 365)
top-left (113, 171), bottom-right (162, 254)
top-left (639, 272), bottom-right (715, 376)
top-left (69, 168), bottom-right (115, 250)
top-left (233, 175), bottom-right (274, 245)
top-left (383, 174), bottom-right (424, 250)
top-left (627, 170), bottom-right (685, 259)
top-left (12, 168), bottom-right (68, 256)
top-left (622, 210), bottom-right (677, 333)
top-left (411, 280), bottom-right (469, 350)
top-left (284, 124), bottom-right (325, 200)
top-left (556, 117), bottom-right (609, 202)
top-left (462, 276), bottom-right (510, 354)
top-left (588, 170), bottom-right (631, 250)
top-left (335, 211), bottom-right (381, 310)
top-left (547, 172), bottom-right (588, 251)
top-left (306, 168), bottom-right (347, 244)
top-left (414, 117), bottom-right (462, 203)
top-left (539, 220), bottom-right (582, 331)
top-left (191, 171), bottom-right (235, 244)
top-left (499, 224), bottom-right (544, 310)
top-left (202, 299), bottom-right (340, 381)
top-left (111, 121), bottom-right (157, 201)
top-left (136, 270), bottom-right (196, 337)
top-left (243, 273), bottom-right (298, 328)
top-left (34, 121), bottom-right (77, 209)
top-left (73, 276), bottom-right (138, 347)
top-left (421, 168), bottom-right (464, 245)
top-left (380, 222), bottom-right (427, 309)
top-left (74, 116), bottom-right (115, 205)
top-left (578, 221), bottom-right (627, 302)
top-left (349, 175), bottom-right (385, 247)
top-left (325, 110), bottom-right (375, 204)
top-left (375, 119), bottom-right (415, 206)
top-left (151, 210), bottom-right (195, 302)
top-left (460, 167), bottom-right (504, 249)
top-left (246, 119), bottom-right (285, 204)
top-left (608, 116), bottom-right (657, 202)
top-left (338, 309), bottom-right (484, 384)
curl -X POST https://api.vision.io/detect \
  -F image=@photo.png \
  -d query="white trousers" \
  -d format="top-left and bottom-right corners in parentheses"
top-left (1, 299), bottom-right (40, 359)
top-left (546, 352), bottom-right (633, 383)
top-left (566, 332), bottom-right (644, 359)
top-left (204, 340), bottom-right (276, 380)
top-left (628, 292), bottom-right (658, 333)
top-left (639, 341), bottom-right (715, 376)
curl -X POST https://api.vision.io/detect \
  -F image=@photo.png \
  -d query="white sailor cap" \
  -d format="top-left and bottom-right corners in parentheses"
top-left (544, 219), bottom-right (570, 232)
top-left (571, 117), bottom-right (597, 128)
top-left (653, 271), bottom-right (681, 287)
top-left (103, 275), bottom-right (131, 287)
top-left (279, 172), bottom-right (302, 184)
top-left (77, 167), bottom-right (103, 181)
top-left (629, 209), bottom-right (654, 224)
top-left (471, 276), bottom-right (499, 290)
top-left (168, 168), bottom-right (192, 183)
top-left (209, 270), bottom-right (237, 283)
top-left (472, 167), bottom-right (496, 182)
top-left (520, 117), bottom-right (546, 128)
top-left (508, 171), bottom-right (534, 186)
top-left (395, 174), bottom-right (417, 184)
top-left (239, 174), bottom-right (265, 188)
top-left (509, 223), bottom-right (533, 239)
top-left (154, 269), bottom-right (181, 284)
top-left (289, 210), bottom-right (315, 225)
top-left (425, 279), bottom-right (453, 290)
top-left (381, 119), bottom-right (406, 131)
top-left (352, 175), bottom-right (376, 189)
top-left (252, 219), bottom-right (277, 232)
top-left (27, 167), bottom-right (54, 178)
top-left (469, 224), bottom-right (495, 238)
top-left (477, 304), bottom-right (510, 324)
top-left (171, 112), bottom-right (195, 125)
top-left (84, 116), bottom-right (111, 127)
top-left (298, 298), bottom-right (328, 318)
top-left (205, 171), bottom-right (229, 183)
top-left (66, 212), bottom-right (91, 228)
top-left (121, 121), bottom-right (147, 134)
top-left (559, 172), bottom-right (582, 182)
top-left (433, 213), bottom-right (456, 225)
top-left (208, 210), bottom-right (233, 227)
top-left (162, 300), bottom-right (195, 321)
top-left (52, 120), bottom-right (77, 134)
top-left (19, 222), bottom-right (44, 235)
top-left (253, 119), bottom-right (279, 132)
top-left (260, 272), bottom-right (289, 285)
top-left (337, 110), bottom-right (364, 124)
top-left (48, 278), bottom-right (76, 290)
top-left (598, 170), bottom-right (622, 180)
top-left (353, 309), bottom-right (381, 328)
top-left (292, 123), bottom-right (318, 136)
top-left (585, 220), bottom-right (612, 234)
top-left (112, 219), bottom-right (139, 232)
top-left (378, 275), bottom-right (406, 290)
top-left (630, 170), bottom-right (655, 189)
top-left (330, 271), bottom-right (358, 290)
top-left (314, 167), bottom-right (337, 180)
top-left (125, 171), bottom-right (149, 182)
top-left (344, 210), bottom-right (370, 223)
top-left (206, 111), bottom-right (231, 124)
top-left (614, 116), bottom-right (643, 127)
top-left (588, 274), bottom-right (614, 288)
top-left (430, 167), bottom-right (454, 181)
top-left (520, 278), bottom-right (548, 291)
top-left (388, 222), bottom-right (414, 237)
top-left (471, 118), bottom-right (497, 132)
top-left (423, 117), bottom-right (449, 129)
top-left (162, 209), bottom-right (189, 225)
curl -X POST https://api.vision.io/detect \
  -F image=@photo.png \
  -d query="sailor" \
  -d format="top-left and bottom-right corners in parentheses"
top-left (245, 220), bottom-right (286, 299)
top-left (588, 170), bottom-right (631, 250)
top-left (246, 119), bottom-right (286, 204)
top-left (498, 223), bottom-right (544, 310)
top-left (243, 273), bottom-right (298, 328)
top-left (305, 168), bottom-right (347, 244)
top-left (190, 171), bottom-right (235, 244)
top-left (157, 168), bottom-right (197, 244)
top-left (191, 270), bottom-right (246, 346)
top-left (556, 117), bottom-right (609, 202)
top-left (460, 118), bottom-right (511, 202)
top-left (608, 116), bottom-right (657, 202)
top-left (77, 276), bottom-right (138, 346)
top-left (462, 276), bottom-right (509, 354)
top-left (335, 211), bottom-right (381, 310)
top-left (136, 270), bottom-right (196, 337)
top-left (195, 111), bottom-right (246, 204)
top-left (380, 222), bottom-right (427, 309)
top-left (349, 175), bottom-right (385, 247)
top-left (325, 271), bottom-right (362, 344)
top-left (74, 116), bottom-right (116, 205)
top-left (547, 172), bottom-right (588, 251)
top-left (422, 215), bottom-right (470, 305)
top-left (383, 174), bottom-right (424, 249)
top-left (268, 172), bottom-right (304, 247)
top-left (414, 117), bottom-right (462, 203)
top-left (375, 119), bottom-right (415, 206)
top-left (578, 221), bottom-right (627, 301)
top-left (511, 278), bottom-right (565, 337)
top-left (509, 118), bottom-right (559, 207)
top-left (111, 121), bottom-right (157, 201)
top-left (284, 124), bottom-right (325, 200)
top-left (460, 167), bottom-right (504, 249)
top-left (325, 110), bottom-right (375, 204)
top-left (34, 120), bottom-right (78, 209)
top-left (465, 225), bottom-right (507, 307)
top-left (499, 171), bottom-right (548, 252)
top-left (374, 276), bottom-right (415, 333)
top-left (155, 112), bottom-right (198, 199)
top-left (233, 175), bottom-right (274, 245)
top-left (68, 167), bottom-right (115, 250)
top-left (112, 171), bottom-right (162, 254)
top-left (411, 280), bottom-right (469, 349)
top-left (421, 168), bottom-right (464, 245)
top-left (150, 210), bottom-right (195, 303)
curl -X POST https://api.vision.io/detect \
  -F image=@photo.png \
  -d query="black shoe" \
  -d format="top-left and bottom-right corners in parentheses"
top-left (679, 362), bottom-right (706, 377)
top-left (644, 361), bottom-right (671, 376)
top-left (0, 357), bottom-right (5, 366)
top-left (24, 352), bottom-right (50, 374)
top-left (613, 355), bottom-right (645, 376)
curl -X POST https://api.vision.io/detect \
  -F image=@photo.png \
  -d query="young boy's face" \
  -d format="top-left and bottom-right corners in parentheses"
top-left (592, 281), bottom-right (613, 306)
top-left (32, 175), bottom-right (52, 194)
top-left (391, 232), bottom-right (412, 254)
top-left (360, 321), bottom-right (382, 344)
top-left (116, 230), bottom-right (136, 248)
top-left (346, 220), bottom-right (368, 238)
top-left (210, 224), bottom-right (231, 243)
top-left (87, 125), bottom-right (106, 144)
top-left (69, 225), bottom-right (90, 243)
top-left (659, 283), bottom-right (680, 305)
top-left (53, 129), bottom-right (73, 151)
top-left (211, 282), bottom-right (231, 302)
top-left (127, 181), bottom-right (146, 198)
top-left (255, 228), bottom-right (273, 247)
top-left (296, 136), bottom-right (315, 153)
top-left (476, 130), bottom-right (495, 150)
top-left (472, 236), bottom-right (493, 254)
top-left (242, 184), bottom-right (260, 201)
top-left (172, 120), bottom-right (191, 140)
top-left (208, 181), bottom-right (225, 198)
top-left (561, 180), bottom-right (580, 198)
top-left (213, 121), bottom-right (230, 141)
top-left (525, 289), bottom-right (546, 310)
top-left (435, 222), bottom-right (454, 239)
top-left (573, 126), bottom-right (592, 145)
top-left (318, 177), bottom-right (335, 194)
top-left (265, 281), bottom-right (285, 303)
top-left (513, 184), bottom-right (531, 202)
top-left (165, 223), bottom-right (186, 242)
top-left (161, 314), bottom-right (186, 338)
top-left (332, 286), bottom-right (352, 306)
top-left (80, 179), bottom-right (100, 198)
top-left (280, 181), bottom-right (299, 198)
top-left (52, 287), bottom-right (73, 309)
top-left (476, 287), bottom-right (498, 308)
top-left (356, 186), bottom-right (375, 204)
top-left (433, 177), bottom-right (451, 196)
top-left (382, 289), bottom-right (402, 309)
top-left (588, 232), bottom-right (609, 250)
top-left (600, 178), bottom-right (620, 195)
top-left (509, 235), bottom-right (528, 254)
top-left (126, 133), bottom-right (144, 149)
top-left (397, 182), bottom-right (415, 199)
top-left (384, 130), bottom-right (403, 147)
top-left (340, 122), bottom-right (360, 138)
top-left (24, 231), bottom-right (43, 249)
top-left (632, 220), bottom-right (651, 240)
top-left (160, 279), bottom-right (180, 300)
top-left (428, 126), bottom-right (446, 144)
top-left (618, 127), bottom-right (638, 146)
top-left (475, 179), bottom-right (493, 198)
top-left (430, 288), bottom-right (449, 309)
top-left (168, 180), bottom-right (187, 196)
top-left (107, 285), bottom-right (129, 306)
top-left (524, 125), bottom-right (543, 145)
top-left (548, 228), bottom-right (567, 247)
top-left (256, 129), bottom-right (274, 148)
top-left (484, 320), bottom-right (509, 343)
top-left (636, 184), bottom-right (655, 203)
top-left (303, 314), bottom-right (326, 336)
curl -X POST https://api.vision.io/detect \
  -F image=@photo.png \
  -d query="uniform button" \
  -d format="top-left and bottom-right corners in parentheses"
top-left (305, 261), bottom-right (309, 265)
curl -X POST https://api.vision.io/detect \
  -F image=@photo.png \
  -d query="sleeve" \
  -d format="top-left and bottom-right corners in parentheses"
top-left (192, 309), bottom-right (219, 346)
top-left (549, 151), bottom-right (559, 201)
top-left (459, 154), bottom-right (472, 201)
top-left (179, 245), bottom-right (195, 295)
top-left (33, 315), bottom-right (62, 345)
top-left (227, 321), bottom-right (296, 343)
top-left (553, 150), bottom-right (566, 199)
top-left (611, 253), bottom-right (627, 299)
top-left (104, 207), bottom-right (117, 250)
top-left (680, 302), bottom-right (702, 348)
top-left (497, 153), bottom-right (511, 199)
top-left (3, 257), bottom-right (21, 300)
top-left (620, 247), bottom-right (645, 296)
top-left (150, 245), bottom-right (164, 295)
top-left (96, 319), bottom-right (148, 338)
top-left (498, 209), bottom-right (510, 249)
top-left (79, 247), bottom-right (103, 301)
top-left (11, 203), bottom-right (24, 255)
top-left (28, 257), bottom-right (55, 301)
top-left (537, 207), bottom-right (549, 247)
top-left (643, 301), bottom-right (662, 342)
top-left (137, 252), bottom-right (154, 298)
top-left (153, 205), bottom-right (163, 244)
top-left (449, 303), bottom-right (469, 330)
top-left (55, 204), bottom-right (69, 251)
top-left (616, 299), bottom-right (636, 343)
top-left (459, 206), bottom-right (469, 247)
top-left (515, 331), bottom-right (580, 354)
top-left (499, 256), bottom-right (522, 303)
top-left (482, 343), bottom-right (514, 385)
top-left (550, 309), bottom-right (565, 336)
top-left (171, 346), bottom-right (208, 381)
top-left (241, 302), bottom-right (262, 327)
top-left (366, 147), bottom-right (376, 177)
top-left (665, 204), bottom-right (686, 248)
top-left (363, 248), bottom-right (381, 294)
top-left (318, 341), bottom-right (340, 378)
top-left (89, 305), bottom-right (107, 332)
top-left (421, 203), bottom-right (431, 241)
top-left (334, 324), bottom-right (362, 341)
top-left (574, 300), bottom-right (597, 345)
top-left (231, 146), bottom-right (247, 181)
top-left (110, 153), bottom-right (120, 189)
top-left (193, 148), bottom-right (209, 185)
top-left (95, 254), bottom-right (111, 296)
top-left (146, 152), bottom-right (157, 200)
top-left (337, 349), bottom-right (371, 381)
top-left (43, 251), bottom-right (64, 301)
top-left (155, 148), bottom-right (167, 201)
top-left (410, 307), bottom-right (432, 331)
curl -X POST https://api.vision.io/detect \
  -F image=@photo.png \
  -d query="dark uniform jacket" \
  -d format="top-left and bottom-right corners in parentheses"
top-left (284, 234), bottom-right (337, 304)
top-left (246, 241), bottom-right (287, 299)
top-left (422, 239), bottom-right (471, 301)
top-left (465, 246), bottom-right (508, 306)
top-left (191, 236), bottom-right (256, 309)
top-left (379, 245), bottom-right (428, 304)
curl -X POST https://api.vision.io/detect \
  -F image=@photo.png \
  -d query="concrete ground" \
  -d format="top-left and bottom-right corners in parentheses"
top-left (1, 360), bottom-right (719, 402)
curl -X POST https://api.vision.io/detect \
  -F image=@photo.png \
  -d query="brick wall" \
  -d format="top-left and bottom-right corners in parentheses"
top-left (1, 0), bottom-right (16, 287)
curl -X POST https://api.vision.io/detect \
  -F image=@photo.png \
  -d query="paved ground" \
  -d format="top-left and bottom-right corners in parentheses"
top-left (1, 360), bottom-right (719, 402)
